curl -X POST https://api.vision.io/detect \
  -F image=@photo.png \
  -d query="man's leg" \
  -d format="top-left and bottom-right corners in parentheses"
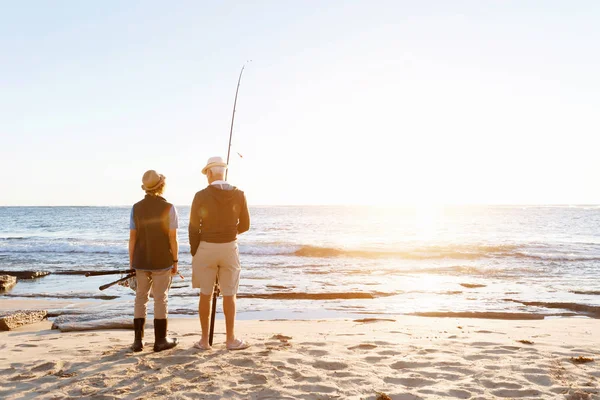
top-left (151, 269), bottom-right (177, 352)
top-left (134, 271), bottom-right (152, 318)
top-left (222, 295), bottom-right (236, 344)
top-left (192, 242), bottom-right (218, 349)
top-left (198, 292), bottom-right (213, 348)
top-left (219, 242), bottom-right (247, 349)
top-left (151, 269), bottom-right (171, 319)
top-left (132, 271), bottom-right (151, 351)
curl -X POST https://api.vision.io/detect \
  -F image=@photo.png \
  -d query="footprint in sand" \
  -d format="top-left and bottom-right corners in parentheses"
top-left (156, 355), bottom-right (198, 365)
top-left (439, 365), bottom-right (476, 375)
top-left (313, 360), bottom-right (348, 371)
top-left (491, 388), bottom-right (541, 398)
top-left (241, 372), bottom-right (268, 385)
top-left (306, 349), bottom-right (328, 357)
top-left (373, 340), bottom-right (396, 346)
top-left (469, 341), bottom-right (497, 346)
top-left (480, 379), bottom-right (522, 389)
top-left (377, 350), bottom-right (399, 356)
top-left (384, 376), bottom-right (436, 387)
top-left (16, 343), bottom-right (38, 348)
top-left (364, 356), bottom-right (388, 363)
top-left (348, 343), bottom-right (378, 350)
top-left (31, 361), bottom-right (63, 372)
top-left (296, 384), bottom-right (338, 393)
top-left (228, 358), bottom-right (258, 368)
top-left (523, 374), bottom-right (553, 386)
top-left (9, 373), bottom-right (37, 381)
top-left (272, 334), bottom-right (292, 341)
top-left (390, 360), bottom-right (431, 369)
top-left (447, 389), bottom-right (473, 399)
top-left (464, 354), bottom-right (495, 361)
top-left (420, 371), bottom-right (463, 381)
top-left (482, 348), bottom-right (516, 355)
top-left (298, 341), bottom-right (327, 347)
top-left (290, 370), bottom-right (322, 383)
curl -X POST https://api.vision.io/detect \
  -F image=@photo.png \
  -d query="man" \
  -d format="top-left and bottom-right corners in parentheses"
top-left (189, 156), bottom-right (250, 350)
top-left (129, 170), bottom-right (179, 352)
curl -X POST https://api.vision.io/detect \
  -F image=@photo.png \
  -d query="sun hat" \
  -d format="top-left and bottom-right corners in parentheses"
top-left (141, 170), bottom-right (166, 191)
top-left (201, 156), bottom-right (228, 175)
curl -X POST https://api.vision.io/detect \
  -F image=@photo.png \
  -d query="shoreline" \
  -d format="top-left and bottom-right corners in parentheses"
top-left (1, 316), bottom-right (598, 399)
top-left (2, 296), bottom-right (600, 324)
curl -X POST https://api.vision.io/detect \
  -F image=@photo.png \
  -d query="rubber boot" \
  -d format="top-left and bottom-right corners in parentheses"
top-left (153, 319), bottom-right (178, 352)
top-left (131, 318), bottom-right (145, 352)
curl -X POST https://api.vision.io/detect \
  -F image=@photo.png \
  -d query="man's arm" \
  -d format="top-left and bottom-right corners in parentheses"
top-left (169, 206), bottom-right (179, 274)
top-left (128, 207), bottom-right (136, 269)
top-left (169, 229), bottom-right (179, 275)
top-left (189, 194), bottom-right (201, 256)
top-left (237, 192), bottom-right (250, 234)
top-left (129, 230), bottom-right (136, 268)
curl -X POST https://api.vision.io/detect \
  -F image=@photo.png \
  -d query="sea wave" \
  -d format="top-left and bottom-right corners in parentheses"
top-left (285, 244), bottom-right (600, 262)
top-left (1, 241), bottom-right (599, 262)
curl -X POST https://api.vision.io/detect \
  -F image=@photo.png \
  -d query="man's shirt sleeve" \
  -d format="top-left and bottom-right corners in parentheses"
top-left (170, 206), bottom-right (179, 229)
top-left (129, 207), bottom-right (135, 230)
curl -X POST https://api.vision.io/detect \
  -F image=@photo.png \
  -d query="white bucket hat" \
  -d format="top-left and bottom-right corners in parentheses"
top-left (202, 156), bottom-right (228, 175)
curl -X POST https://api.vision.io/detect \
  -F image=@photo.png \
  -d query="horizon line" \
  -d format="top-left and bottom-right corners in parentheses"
top-left (1, 203), bottom-right (599, 208)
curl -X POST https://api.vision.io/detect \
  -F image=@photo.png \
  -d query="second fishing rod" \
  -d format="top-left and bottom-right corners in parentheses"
top-left (208, 62), bottom-right (250, 346)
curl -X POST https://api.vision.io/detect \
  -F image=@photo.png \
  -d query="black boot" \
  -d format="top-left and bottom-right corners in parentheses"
top-left (132, 318), bottom-right (145, 352)
top-left (153, 319), bottom-right (178, 352)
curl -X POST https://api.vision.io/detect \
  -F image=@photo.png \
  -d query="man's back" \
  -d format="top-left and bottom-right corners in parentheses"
top-left (189, 183), bottom-right (250, 255)
top-left (132, 195), bottom-right (174, 270)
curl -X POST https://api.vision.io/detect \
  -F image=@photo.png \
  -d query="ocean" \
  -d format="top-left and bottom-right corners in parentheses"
top-left (1, 205), bottom-right (599, 320)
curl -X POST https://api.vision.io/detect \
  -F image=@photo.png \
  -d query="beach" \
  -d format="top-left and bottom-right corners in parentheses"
top-left (1, 314), bottom-right (598, 399)
top-left (1, 206), bottom-right (599, 398)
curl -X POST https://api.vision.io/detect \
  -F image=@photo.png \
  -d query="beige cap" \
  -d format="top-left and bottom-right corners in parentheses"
top-left (141, 170), bottom-right (166, 191)
top-left (201, 156), bottom-right (228, 175)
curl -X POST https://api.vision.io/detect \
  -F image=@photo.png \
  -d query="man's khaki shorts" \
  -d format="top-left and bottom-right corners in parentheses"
top-left (192, 241), bottom-right (241, 296)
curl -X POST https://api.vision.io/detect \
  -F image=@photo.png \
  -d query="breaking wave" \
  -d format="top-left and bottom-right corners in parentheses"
top-left (279, 244), bottom-right (600, 262)
top-left (1, 241), bottom-right (598, 262)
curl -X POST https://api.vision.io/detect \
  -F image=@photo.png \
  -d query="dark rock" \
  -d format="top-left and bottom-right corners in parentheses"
top-left (2, 293), bottom-right (119, 300)
top-left (504, 299), bottom-right (600, 318)
top-left (0, 271), bottom-right (51, 279)
top-left (0, 310), bottom-right (48, 331)
top-left (0, 275), bottom-right (17, 292)
top-left (410, 311), bottom-right (545, 320)
top-left (237, 292), bottom-right (378, 300)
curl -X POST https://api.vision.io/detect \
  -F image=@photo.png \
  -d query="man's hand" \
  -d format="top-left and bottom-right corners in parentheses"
top-left (171, 262), bottom-right (178, 275)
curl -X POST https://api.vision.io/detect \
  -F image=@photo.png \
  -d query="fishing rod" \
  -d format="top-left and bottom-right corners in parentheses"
top-left (99, 272), bottom-right (136, 291)
top-left (225, 61), bottom-right (250, 181)
top-left (85, 269), bottom-right (133, 277)
top-left (209, 61), bottom-right (250, 346)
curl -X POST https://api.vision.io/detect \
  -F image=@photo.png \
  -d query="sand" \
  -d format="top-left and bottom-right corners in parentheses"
top-left (0, 316), bottom-right (598, 399)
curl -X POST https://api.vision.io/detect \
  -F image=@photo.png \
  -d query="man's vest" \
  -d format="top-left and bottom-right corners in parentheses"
top-left (132, 195), bottom-right (174, 270)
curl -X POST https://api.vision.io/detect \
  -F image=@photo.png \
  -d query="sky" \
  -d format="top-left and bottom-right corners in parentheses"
top-left (1, 1), bottom-right (599, 206)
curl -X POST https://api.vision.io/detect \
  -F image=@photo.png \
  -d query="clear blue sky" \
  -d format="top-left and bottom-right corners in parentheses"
top-left (1, 1), bottom-right (599, 205)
